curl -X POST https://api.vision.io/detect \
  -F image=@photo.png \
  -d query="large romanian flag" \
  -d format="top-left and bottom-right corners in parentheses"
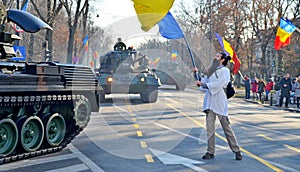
top-left (274, 18), bottom-right (296, 50)
top-left (132, 0), bottom-right (175, 31)
top-left (215, 33), bottom-right (241, 74)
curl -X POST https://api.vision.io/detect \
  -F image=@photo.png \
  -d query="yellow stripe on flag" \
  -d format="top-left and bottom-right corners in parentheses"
top-left (222, 39), bottom-right (234, 58)
top-left (132, 0), bottom-right (175, 31)
top-left (276, 27), bottom-right (293, 43)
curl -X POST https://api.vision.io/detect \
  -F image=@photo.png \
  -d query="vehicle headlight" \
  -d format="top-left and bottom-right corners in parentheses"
top-left (107, 77), bottom-right (113, 83)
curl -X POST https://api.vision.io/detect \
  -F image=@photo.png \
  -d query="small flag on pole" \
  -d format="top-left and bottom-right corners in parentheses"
top-left (83, 35), bottom-right (89, 52)
top-left (215, 33), bottom-right (241, 74)
top-left (274, 18), bottom-right (297, 50)
top-left (21, 0), bottom-right (29, 11)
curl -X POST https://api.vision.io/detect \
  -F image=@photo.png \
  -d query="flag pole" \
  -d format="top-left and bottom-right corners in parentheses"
top-left (183, 35), bottom-right (200, 81)
top-left (238, 70), bottom-right (244, 79)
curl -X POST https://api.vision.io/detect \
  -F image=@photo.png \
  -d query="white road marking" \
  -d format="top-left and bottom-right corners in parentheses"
top-left (0, 154), bottom-right (76, 171)
top-left (68, 144), bottom-right (104, 172)
top-left (150, 148), bottom-right (208, 172)
top-left (44, 164), bottom-right (89, 172)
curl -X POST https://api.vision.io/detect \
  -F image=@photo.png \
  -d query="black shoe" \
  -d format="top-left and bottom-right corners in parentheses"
top-left (202, 152), bottom-right (214, 159)
top-left (235, 151), bottom-right (242, 160)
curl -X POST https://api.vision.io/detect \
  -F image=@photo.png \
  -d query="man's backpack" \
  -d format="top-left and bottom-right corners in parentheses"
top-left (214, 67), bottom-right (235, 99)
top-left (226, 81), bottom-right (235, 99)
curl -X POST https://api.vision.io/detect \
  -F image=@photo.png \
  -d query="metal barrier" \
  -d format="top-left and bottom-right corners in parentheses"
top-left (270, 92), bottom-right (273, 106)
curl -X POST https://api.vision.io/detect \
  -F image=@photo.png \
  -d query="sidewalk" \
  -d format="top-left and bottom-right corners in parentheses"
top-left (234, 87), bottom-right (300, 113)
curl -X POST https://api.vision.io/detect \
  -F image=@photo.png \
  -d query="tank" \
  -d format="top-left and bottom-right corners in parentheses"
top-left (95, 49), bottom-right (160, 103)
top-left (153, 62), bottom-right (188, 90)
top-left (0, 5), bottom-right (101, 164)
top-left (146, 49), bottom-right (189, 91)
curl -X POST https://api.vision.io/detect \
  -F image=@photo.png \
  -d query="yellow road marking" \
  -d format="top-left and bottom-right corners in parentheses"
top-left (145, 154), bottom-right (154, 163)
top-left (136, 131), bottom-right (143, 137)
top-left (258, 134), bottom-right (273, 141)
top-left (284, 144), bottom-right (300, 153)
top-left (132, 118), bottom-right (136, 122)
top-left (140, 141), bottom-right (148, 148)
top-left (167, 104), bottom-right (283, 172)
top-left (127, 105), bottom-right (133, 112)
top-left (130, 113), bottom-right (135, 116)
top-left (134, 124), bottom-right (140, 129)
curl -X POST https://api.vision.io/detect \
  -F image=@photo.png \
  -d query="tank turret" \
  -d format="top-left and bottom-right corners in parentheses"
top-left (0, 4), bottom-right (101, 164)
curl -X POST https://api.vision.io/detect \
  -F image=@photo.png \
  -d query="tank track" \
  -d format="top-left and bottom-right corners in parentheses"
top-left (0, 94), bottom-right (90, 165)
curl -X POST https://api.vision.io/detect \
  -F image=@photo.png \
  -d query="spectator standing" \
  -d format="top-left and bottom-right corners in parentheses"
top-left (251, 77), bottom-right (258, 100)
top-left (279, 73), bottom-right (292, 108)
top-left (274, 76), bottom-right (281, 106)
top-left (265, 79), bottom-right (274, 101)
top-left (257, 79), bottom-right (266, 102)
top-left (294, 76), bottom-right (300, 109)
top-left (243, 75), bottom-right (251, 99)
top-left (291, 77), bottom-right (296, 104)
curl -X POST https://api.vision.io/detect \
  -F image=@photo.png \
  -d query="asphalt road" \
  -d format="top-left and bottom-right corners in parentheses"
top-left (1, 85), bottom-right (300, 172)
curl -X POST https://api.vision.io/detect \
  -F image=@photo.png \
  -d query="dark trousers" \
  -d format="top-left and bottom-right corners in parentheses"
top-left (258, 92), bottom-right (264, 101)
top-left (265, 90), bottom-right (270, 100)
top-left (296, 97), bottom-right (300, 108)
top-left (279, 95), bottom-right (290, 108)
top-left (245, 89), bottom-right (250, 99)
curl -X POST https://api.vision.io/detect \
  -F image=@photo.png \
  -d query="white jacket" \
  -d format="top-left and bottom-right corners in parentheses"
top-left (199, 66), bottom-right (230, 116)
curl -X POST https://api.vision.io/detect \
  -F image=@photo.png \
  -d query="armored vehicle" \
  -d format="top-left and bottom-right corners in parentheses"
top-left (95, 49), bottom-right (160, 103)
top-left (0, 5), bottom-right (100, 163)
top-left (146, 49), bottom-right (189, 91)
top-left (153, 62), bottom-right (188, 90)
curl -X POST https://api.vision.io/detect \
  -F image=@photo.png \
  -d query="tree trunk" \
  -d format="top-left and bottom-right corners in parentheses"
top-left (27, 35), bottom-right (34, 61)
top-left (67, 28), bottom-right (75, 64)
top-left (45, 29), bottom-right (53, 61)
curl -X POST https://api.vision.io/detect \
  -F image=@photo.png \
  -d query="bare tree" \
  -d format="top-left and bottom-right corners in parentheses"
top-left (60, 0), bottom-right (88, 64)
top-left (31, 0), bottom-right (64, 61)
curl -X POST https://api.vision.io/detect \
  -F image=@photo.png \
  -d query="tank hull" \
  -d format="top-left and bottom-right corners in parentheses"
top-left (0, 62), bottom-right (101, 164)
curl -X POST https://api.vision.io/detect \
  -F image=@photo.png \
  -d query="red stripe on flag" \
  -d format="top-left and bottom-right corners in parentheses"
top-left (274, 35), bottom-right (291, 50)
top-left (230, 45), bottom-right (241, 74)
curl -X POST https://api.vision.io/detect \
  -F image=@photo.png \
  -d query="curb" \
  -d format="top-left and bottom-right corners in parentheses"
top-left (188, 85), bottom-right (300, 113)
top-left (236, 93), bottom-right (300, 113)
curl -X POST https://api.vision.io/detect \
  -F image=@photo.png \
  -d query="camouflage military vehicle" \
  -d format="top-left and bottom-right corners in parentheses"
top-left (146, 49), bottom-right (189, 91)
top-left (153, 62), bottom-right (188, 90)
top-left (0, 5), bottom-right (101, 163)
top-left (95, 49), bottom-right (160, 103)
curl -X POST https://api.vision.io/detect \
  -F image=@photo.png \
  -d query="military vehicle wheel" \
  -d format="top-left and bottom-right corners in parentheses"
top-left (0, 119), bottom-right (18, 157)
top-left (74, 99), bottom-right (91, 128)
top-left (176, 83), bottom-right (186, 91)
top-left (20, 116), bottom-right (44, 152)
top-left (141, 89), bottom-right (158, 103)
top-left (45, 113), bottom-right (66, 146)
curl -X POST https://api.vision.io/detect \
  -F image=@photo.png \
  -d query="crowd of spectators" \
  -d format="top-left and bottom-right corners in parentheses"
top-left (243, 73), bottom-right (300, 109)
